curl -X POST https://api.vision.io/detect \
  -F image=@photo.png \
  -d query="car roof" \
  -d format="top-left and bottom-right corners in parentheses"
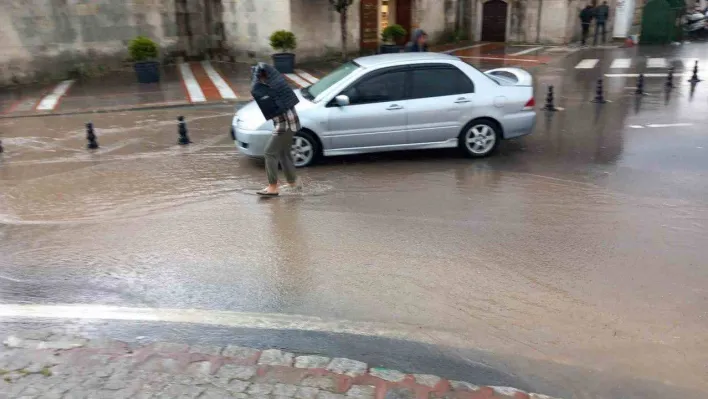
top-left (353, 52), bottom-right (460, 68)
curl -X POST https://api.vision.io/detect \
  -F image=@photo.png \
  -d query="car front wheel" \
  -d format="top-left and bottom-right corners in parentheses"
top-left (290, 131), bottom-right (319, 167)
top-left (459, 120), bottom-right (501, 158)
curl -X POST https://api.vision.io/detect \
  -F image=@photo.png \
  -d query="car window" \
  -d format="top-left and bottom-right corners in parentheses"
top-left (342, 71), bottom-right (406, 105)
top-left (410, 67), bottom-right (475, 99)
top-left (306, 61), bottom-right (360, 99)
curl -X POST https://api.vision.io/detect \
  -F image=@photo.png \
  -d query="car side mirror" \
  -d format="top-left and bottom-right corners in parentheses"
top-left (335, 95), bottom-right (350, 107)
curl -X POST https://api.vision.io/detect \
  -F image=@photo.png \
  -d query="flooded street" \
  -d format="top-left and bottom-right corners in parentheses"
top-left (2, 50), bottom-right (708, 399)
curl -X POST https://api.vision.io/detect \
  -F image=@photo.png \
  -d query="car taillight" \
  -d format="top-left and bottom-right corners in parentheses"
top-left (523, 98), bottom-right (535, 110)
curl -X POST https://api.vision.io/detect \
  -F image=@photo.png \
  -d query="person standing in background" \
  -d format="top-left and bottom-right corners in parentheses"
top-left (594, 1), bottom-right (610, 45)
top-left (579, 5), bottom-right (595, 46)
top-left (405, 29), bottom-right (429, 52)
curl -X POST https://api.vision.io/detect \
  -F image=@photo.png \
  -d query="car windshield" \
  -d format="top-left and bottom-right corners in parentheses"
top-left (304, 61), bottom-right (360, 100)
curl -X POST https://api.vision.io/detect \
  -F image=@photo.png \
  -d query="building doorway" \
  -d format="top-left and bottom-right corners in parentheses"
top-left (360, 0), bottom-right (414, 51)
top-left (360, 0), bottom-right (379, 51)
top-left (481, 0), bottom-right (507, 42)
top-left (395, 0), bottom-right (413, 43)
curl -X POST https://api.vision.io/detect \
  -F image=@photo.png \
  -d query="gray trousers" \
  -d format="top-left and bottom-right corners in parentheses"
top-left (264, 130), bottom-right (297, 185)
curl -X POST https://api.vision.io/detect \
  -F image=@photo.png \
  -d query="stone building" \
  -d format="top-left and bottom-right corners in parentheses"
top-left (0, 0), bottom-right (623, 85)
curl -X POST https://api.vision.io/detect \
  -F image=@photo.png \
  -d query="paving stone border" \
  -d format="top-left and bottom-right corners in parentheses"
top-left (0, 331), bottom-right (561, 398)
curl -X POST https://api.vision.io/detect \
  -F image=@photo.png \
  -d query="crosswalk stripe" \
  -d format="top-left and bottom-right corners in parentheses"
top-left (510, 46), bottom-right (543, 56)
top-left (296, 70), bottom-right (319, 84)
top-left (179, 63), bottom-right (206, 103)
top-left (647, 58), bottom-right (668, 68)
top-left (285, 73), bottom-right (310, 88)
top-left (610, 58), bottom-right (631, 69)
top-left (36, 80), bottom-right (75, 111)
top-left (201, 61), bottom-right (237, 99)
top-left (575, 59), bottom-right (599, 69)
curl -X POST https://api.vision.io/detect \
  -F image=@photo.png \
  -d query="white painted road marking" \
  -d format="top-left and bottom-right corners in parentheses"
top-left (629, 123), bottom-right (693, 128)
top-left (179, 63), bottom-right (206, 103)
top-left (510, 46), bottom-right (543, 56)
top-left (201, 60), bottom-right (237, 99)
top-left (296, 70), bottom-right (319, 84)
top-left (36, 80), bottom-right (75, 111)
top-left (575, 59), bottom-right (599, 69)
top-left (647, 58), bottom-right (668, 68)
top-left (646, 123), bottom-right (693, 128)
top-left (683, 58), bottom-right (700, 69)
top-left (610, 58), bottom-right (631, 69)
top-left (443, 43), bottom-right (489, 54)
top-left (285, 73), bottom-right (310, 88)
top-left (0, 304), bottom-right (465, 347)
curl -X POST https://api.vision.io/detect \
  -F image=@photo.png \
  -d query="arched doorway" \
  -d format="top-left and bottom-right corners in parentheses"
top-left (481, 0), bottom-right (508, 42)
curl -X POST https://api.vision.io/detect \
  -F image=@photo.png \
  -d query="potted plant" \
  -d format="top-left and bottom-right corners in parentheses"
top-left (380, 24), bottom-right (407, 54)
top-left (270, 30), bottom-right (297, 73)
top-left (129, 36), bottom-right (160, 84)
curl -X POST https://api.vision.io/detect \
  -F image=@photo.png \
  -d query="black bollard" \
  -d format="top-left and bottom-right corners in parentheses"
top-left (591, 79), bottom-right (606, 103)
top-left (543, 85), bottom-right (557, 111)
top-left (178, 116), bottom-right (191, 145)
top-left (635, 73), bottom-right (645, 95)
top-left (665, 67), bottom-right (674, 89)
top-left (0, 139), bottom-right (4, 154)
top-left (86, 122), bottom-right (99, 149)
top-left (689, 61), bottom-right (701, 83)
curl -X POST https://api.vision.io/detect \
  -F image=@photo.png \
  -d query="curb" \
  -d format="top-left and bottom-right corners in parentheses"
top-left (1, 332), bottom-right (563, 399)
top-left (0, 99), bottom-right (248, 120)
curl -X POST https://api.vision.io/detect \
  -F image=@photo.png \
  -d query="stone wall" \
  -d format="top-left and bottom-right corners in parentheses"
top-left (414, 0), bottom-right (460, 42)
top-left (221, 0), bottom-right (290, 62)
top-left (289, 0), bottom-right (361, 61)
top-left (0, 0), bottom-right (178, 85)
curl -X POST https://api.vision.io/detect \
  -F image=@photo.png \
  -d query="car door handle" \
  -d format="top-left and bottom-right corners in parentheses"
top-left (454, 98), bottom-right (471, 104)
top-left (386, 104), bottom-right (404, 110)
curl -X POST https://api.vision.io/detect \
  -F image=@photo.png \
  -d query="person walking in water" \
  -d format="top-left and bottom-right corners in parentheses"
top-left (593, 1), bottom-right (610, 45)
top-left (405, 28), bottom-right (429, 52)
top-left (579, 4), bottom-right (595, 46)
top-left (250, 62), bottom-right (301, 197)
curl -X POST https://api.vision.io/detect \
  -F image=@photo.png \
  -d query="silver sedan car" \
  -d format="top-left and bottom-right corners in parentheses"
top-left (232, 52), bottom-right (536, 167)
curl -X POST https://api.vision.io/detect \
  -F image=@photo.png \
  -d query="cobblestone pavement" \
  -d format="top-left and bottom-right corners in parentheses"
top-left (0, 332), bottom-right (559, 399)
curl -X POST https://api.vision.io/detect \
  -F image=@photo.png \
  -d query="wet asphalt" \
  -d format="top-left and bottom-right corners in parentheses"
top-left (1, 46), bottom-right (708, 399)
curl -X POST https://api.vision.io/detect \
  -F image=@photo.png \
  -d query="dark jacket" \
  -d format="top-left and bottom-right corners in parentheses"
top-left (251, 82), bottom-right (281, 121)
top-left (595, 4), bottom-right (609, 23)
top-left (579, 7), bottom-right (594, 24)
top-left (250, 62), bottom-right (299, 120)
top-left (404, 29), bottom-right (429, 52)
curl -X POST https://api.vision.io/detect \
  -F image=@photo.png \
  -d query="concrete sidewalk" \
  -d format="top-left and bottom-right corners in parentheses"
top-left (0, 331), bottom-right (558, 399)
top-left (0, 43), bottom-right (571, 118)
top-left (0, 61), bottom-right (336, 118)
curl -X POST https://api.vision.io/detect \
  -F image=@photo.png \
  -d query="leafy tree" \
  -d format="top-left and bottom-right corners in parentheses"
top-left (329, 0), bottom-right (354, 60)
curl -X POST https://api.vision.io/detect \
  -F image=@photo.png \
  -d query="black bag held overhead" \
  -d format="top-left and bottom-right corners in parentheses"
top-left (251, 82), bottom-right (282, 121)
top-left (250, 62), bottom-right (299, 120)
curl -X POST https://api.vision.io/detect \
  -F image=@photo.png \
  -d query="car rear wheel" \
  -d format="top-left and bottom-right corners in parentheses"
top-left (291, 131), bottom-right (319, 168)
top-left (459, 120), bottom-right (501, 158)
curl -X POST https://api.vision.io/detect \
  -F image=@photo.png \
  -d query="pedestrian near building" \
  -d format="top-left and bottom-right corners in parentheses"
top-left (594, 1), bottom-right (610, 45)
top-left (579, 5), bottom-right (594, 46)
top-left (250, 62), bottom-right (301, 197)
top-left (405, 29), bottom-right (429, 52)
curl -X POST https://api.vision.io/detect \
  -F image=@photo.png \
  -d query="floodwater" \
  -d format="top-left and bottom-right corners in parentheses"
top-left (2, 52), bottom-right (708, 399)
